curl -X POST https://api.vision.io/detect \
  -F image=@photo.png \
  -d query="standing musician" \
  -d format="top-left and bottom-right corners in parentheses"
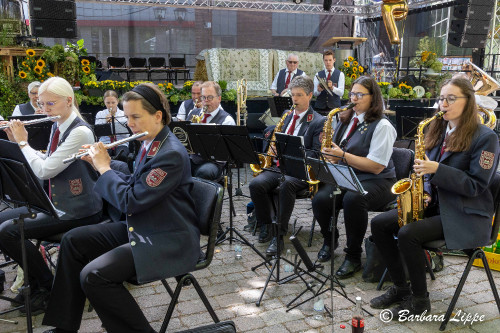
top-left (313, 50), bottom-right (345, 113)
top-left (270, 54), bottom-right (307, 96)
top-left (312, 76), bottom-right (396, 277)
top-left (42, 83), bottom-right (200, 333)
top-left (11, 81), bottom-right (44, 116)
top-left (186, 81), bottom-right (235, 181)
top-left (175, 80), bottom-right (203, 121)
top-left (0, 77), bottom-right (103, 314)
top-left (250, 75), bottom-right (325, 256)
top-left (369, 77), bottom-right (499, 318)
top-left (95, 90), bottom-right (129, 157)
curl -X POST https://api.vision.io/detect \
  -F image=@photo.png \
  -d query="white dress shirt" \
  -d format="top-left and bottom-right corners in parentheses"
top-left (12, 102), bottom-right (38, 117)
top-left (22, 112), bottom-right (95, 180)
top-left (341, 112), bottom-right (396, 167)
top-left (176, 100), bottom-right (191, 121)
top-left (284, 109), bottom-right (308, 136)
top-left (313, 68), bottom-right (345, 98)
top-left (198, 106), bottom-right (236, 125)
top-left (270, 69), bottom-right (307, 91)
top-left (95, 107), bottom-right (129, 145)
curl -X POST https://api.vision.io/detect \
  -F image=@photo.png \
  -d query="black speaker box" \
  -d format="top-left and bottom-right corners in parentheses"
top-left (448, 32), bottom-right (487, 48)
top-left (30, 0), bottom-right (76, 20)
top-left (450, 19), bottom-right (491, 35)
top-left (31, 18), bottom-right (77, 39)
top-left (453, 4), bottom-right (494, 20)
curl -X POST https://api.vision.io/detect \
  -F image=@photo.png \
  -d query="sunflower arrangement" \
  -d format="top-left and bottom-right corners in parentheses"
top-left (17, 49), bottom-right (52, 82)
top-left (340, 56), bottom-right (366, 81)
top-left (79, 58), bottom-right (97, 86)
top-left (416, 51), bottom-right (443, 72)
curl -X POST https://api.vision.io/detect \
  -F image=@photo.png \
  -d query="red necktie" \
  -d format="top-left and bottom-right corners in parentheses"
top-left (201, 113), bottom-right (210, 123)
top-left (287, 114), bottom-right (300, 135)
top-left (49, 128), bottom-right (60, 156)
top-left (138, 146), bottom-right (147, 163)
top-left (326, 70), bottom-right (331, 81)
top-left (284, 71), bottom-right (292, 89)
top-left (440, 133), bottom-right (449, 158)
top-left (346, 117), bottom-right (359, 139)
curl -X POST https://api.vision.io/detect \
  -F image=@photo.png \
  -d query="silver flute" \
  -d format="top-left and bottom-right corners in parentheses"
top-left (63, 131), bottom-right (148, 164)
top-left (315, 74), bottom-right (334, 96)
top-left (0, 115), bottom-right (61, 130)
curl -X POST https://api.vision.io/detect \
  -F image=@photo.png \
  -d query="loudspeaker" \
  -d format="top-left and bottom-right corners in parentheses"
top-left (29, 0), bottom-right (77, 38)
top-left (448, 0), bottom-right (495, 48)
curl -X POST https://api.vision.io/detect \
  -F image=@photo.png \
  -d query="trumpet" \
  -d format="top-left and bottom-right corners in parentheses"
top-left (0, 115), bottom-right (61, 130)
top-left (63, 131), bottom-right (148, 164)
top-left (315, 74), bottom-right (334, 96)
top-left (191, 106), bottom-right (207, 123)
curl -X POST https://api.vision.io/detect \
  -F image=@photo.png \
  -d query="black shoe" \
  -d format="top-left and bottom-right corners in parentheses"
top-left (19, 287), bottom-right (50, 316)
top-left (317, 244), bottom-right (331, 262)
top-left (10, 292), bottom-right (24, 307)
top-left (335, 259), bottom-right (361, 279)
top-left (266, 236), bottom-right (284, 257)
top-left (370, 284), bottom-right (411, 309)
top-left (258, 224), bottom-right (272, 243)
top-left (389, 293), bottom-right (431, 321)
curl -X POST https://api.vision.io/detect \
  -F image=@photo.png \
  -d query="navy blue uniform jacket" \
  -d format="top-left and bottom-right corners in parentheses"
top-left (425, 125), bottom-right (499, 250)
top-left (95, 126), bottom-right (200, 284)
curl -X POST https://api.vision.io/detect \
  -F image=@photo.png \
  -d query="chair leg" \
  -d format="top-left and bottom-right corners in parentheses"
top-left (161, 279), bottom-right (175, 299)
top-left (439, 249), bottom-right (480, 331)
top-left (377, 268), bottom-right (388, 291)
top-left (424, 250), bottom-right (436, 280)
top-left (479, 250), bottom-right (500, 314)
top-left (307, 217), bottom-right (316, 247)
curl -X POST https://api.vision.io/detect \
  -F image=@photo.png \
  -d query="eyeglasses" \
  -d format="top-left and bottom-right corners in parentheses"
top-left (29, 91), bottom-right (39, 95)
top-left (287, 60), bottom-right (298, 64)
top-left (437, 95), bottom-right (468, 105)
top-left (37, 100), bottom-right (58, 108)
top-left (200, 95), bottom-right (216, 101)
top-left (348, 92), bottom-right (372, 99)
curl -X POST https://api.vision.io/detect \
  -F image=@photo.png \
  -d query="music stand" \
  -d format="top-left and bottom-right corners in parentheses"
top-left (268, 96), bottom-right (293, 117)
top-left (2, 115), bottom-right (52, 151)
top-left (0, 139), bottom-right (63, 333)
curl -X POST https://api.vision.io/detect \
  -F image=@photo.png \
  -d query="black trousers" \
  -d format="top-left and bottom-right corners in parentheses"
top-left (249, 168), bottom-right (308, 236)
top-left (311, 177), bottom-right (395, 262)
top-left (371, 209), bottom-right (444, 296)
top-left (42, 222), bottom-right (155, 333)
top-left (0, 207), bottom-right (101, 291)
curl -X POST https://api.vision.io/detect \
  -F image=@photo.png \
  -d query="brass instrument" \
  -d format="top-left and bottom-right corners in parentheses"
top-left (249, 105), bottom-right (295, 176)
top-left (236, 78), bottom-right (248, 126)
top-left (191, 106), bottom-right (207, 123)
top-left (63, 132), bottom-right (148, 164)
top-left (320, 103), bottom-right (355, 150)
top-left (467, 62), bottom-right (499, 129)
top-left (315, 74), bottom-right (334, 96)
top-left (0, 115), bottom-right (61, 130)
top-left (391, 111), bottom-right (446, 227)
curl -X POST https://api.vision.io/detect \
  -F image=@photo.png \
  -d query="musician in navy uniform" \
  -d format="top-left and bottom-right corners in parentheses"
top-left (42, 83), bottom-right (200, 333)
top-left (250, 75), bottom-right (325, 256)
top-left (312, 76), bottom-right (397, 277)
top-left (313, 50), bottom-right (345, 113)
top-left (11, 81), bottom-right (44, 116)
top-left (174, 80), bottom-right (203, 121)
top-left (369, 77), bottom-right (499, 319)
top-left (186, 81), bottom-right (235, 181)
top-left (270, 54), bottom-right (307, 96)
top-left (0, 77), bottom-right (102, 314)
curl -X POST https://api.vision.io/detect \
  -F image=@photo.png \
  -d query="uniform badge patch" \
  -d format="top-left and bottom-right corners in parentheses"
top-left (307, 114), bottom-right (313, 122)
top-left (146, 168), bottom-right (167, 187)
top-left (265, 130), bottom-right (271, 138)
top-left (147, 141), bottom-right (161, 158)
top-left (69, 178), bottom-right (83, 195)
top-left (479, 150), bottom-right (494, 170)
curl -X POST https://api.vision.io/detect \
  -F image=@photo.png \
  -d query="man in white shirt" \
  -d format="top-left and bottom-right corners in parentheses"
top-left (175, 81), bottom-right (203, 121)
top-left (270, 54), bottom-right (307, 96)
top-left (313, 50), bottom-right (345, 114)
top-left (12, 81), bottom-right (44, 116)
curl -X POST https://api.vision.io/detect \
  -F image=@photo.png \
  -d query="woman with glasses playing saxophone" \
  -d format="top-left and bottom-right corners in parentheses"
top-left (370, 77), bottom-right (499, 320)
top-left (312, 76), bottom-right (397, 278)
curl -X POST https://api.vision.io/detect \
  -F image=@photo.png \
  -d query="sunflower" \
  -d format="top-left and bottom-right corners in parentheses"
top-left (351, 74), bottom-right (357, 79)
top-left (359, 66), bottom-right (364, 73)
top-left (352, 66), bottom-right (358, 73)
top-left (353, 61), bottom-right (359, 67)
top-left (36, 59), bottom-right (46, 67)
top-left (34, 66), bottom-right (43, 74)
top-left (82, 66), bottom-right (91, 74)
top-left (47, 72), bottom-right (54, 77)
top-left (22, 61), bottom-right (27, 67)
top-left (343, 61), bottom-right (350, 68)
top-left (19, 71), bottom-right (27, 79)
top-left (348, 56), bottom-right (354, 62)
top-left (81, 59), bottom-right (90, 66)
top-left (26, 49), bottom-right (36, 57)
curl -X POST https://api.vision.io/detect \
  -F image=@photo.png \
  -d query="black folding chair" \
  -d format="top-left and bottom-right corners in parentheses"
top-left (128, 57), bottom-right (148, 82)
top-left (148, 57), bottom-right (173, 83)
top-left (107, 57), bottom-right (128, 81)
top-left (169, 56), bottom-right (190, 84)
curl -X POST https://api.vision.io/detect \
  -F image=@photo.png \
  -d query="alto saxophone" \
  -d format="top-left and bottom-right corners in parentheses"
top-left (249, 105), bottom-right (295, 176)
top-left (191, 106), bottom-right (207, 123)
top-left (321, 103), bottom-right (355, 150)
top-left (391, 110), bottom-right (446, 228)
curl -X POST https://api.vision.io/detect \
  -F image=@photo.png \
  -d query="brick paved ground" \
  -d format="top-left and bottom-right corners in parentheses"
top-left (1, 167), bottom-right (499, 332)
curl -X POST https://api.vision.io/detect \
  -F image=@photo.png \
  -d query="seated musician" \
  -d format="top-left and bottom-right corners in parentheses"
top-left (0, 77), bottom-right (103, 314)
top-left (313, 50), bottom-right (345, 114)
top-left (186, 81), bottom-right (235, 181)
top-left (95, 90), bottom-right (129, 157)
top-left (42, 83), bottom-right (200, 333)
top-left (12, 81), bottom-right (44, 116)
top-left (312, 76), bottom-right (397, 278)
top-left (175, 80), bottom-right (203, 121)
top-left (249, 75), bottom-right (325, 256)
top-left (369, 77), bottom-right (499, 319)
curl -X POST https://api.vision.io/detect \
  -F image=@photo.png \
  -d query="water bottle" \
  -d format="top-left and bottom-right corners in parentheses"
top-left (234, 244), bottom-right (243, 260)
top-left (351, 296), bottom-right (364, 332)
top-left (284, 249), bottom-right (293, 273)
top-left (313, 295), bottom-right (324, 320)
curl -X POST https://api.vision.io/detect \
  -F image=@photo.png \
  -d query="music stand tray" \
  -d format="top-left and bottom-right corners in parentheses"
top-left (268, 96), bottom-right (293, 117)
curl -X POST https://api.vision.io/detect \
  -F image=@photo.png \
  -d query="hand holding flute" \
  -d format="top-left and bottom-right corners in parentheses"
top-left (81, 142), bottom-right (112, 175)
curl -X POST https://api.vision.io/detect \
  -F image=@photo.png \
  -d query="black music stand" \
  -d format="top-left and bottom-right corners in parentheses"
top-left (0, 139), bottom-right (63, 333)
top-left (268, 96), bottom-right (293, 117)
top-left (184, 125), bottom-right (268, 261)
top-left (1, 115), bottom-right (52, 151)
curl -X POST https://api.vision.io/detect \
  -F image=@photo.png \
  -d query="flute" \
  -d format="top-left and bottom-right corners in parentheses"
top-left (63, 131), bottom-right (148, 164)
top-left (0, 115), bottom-right (61, 130)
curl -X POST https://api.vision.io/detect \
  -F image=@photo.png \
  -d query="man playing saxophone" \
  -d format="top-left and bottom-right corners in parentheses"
top-left (249, 76), bottom-right (325, 255)
top-left (370, 77), bottom-right (499, 320)
top-left (312, 76), bottom-right (396, 276)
